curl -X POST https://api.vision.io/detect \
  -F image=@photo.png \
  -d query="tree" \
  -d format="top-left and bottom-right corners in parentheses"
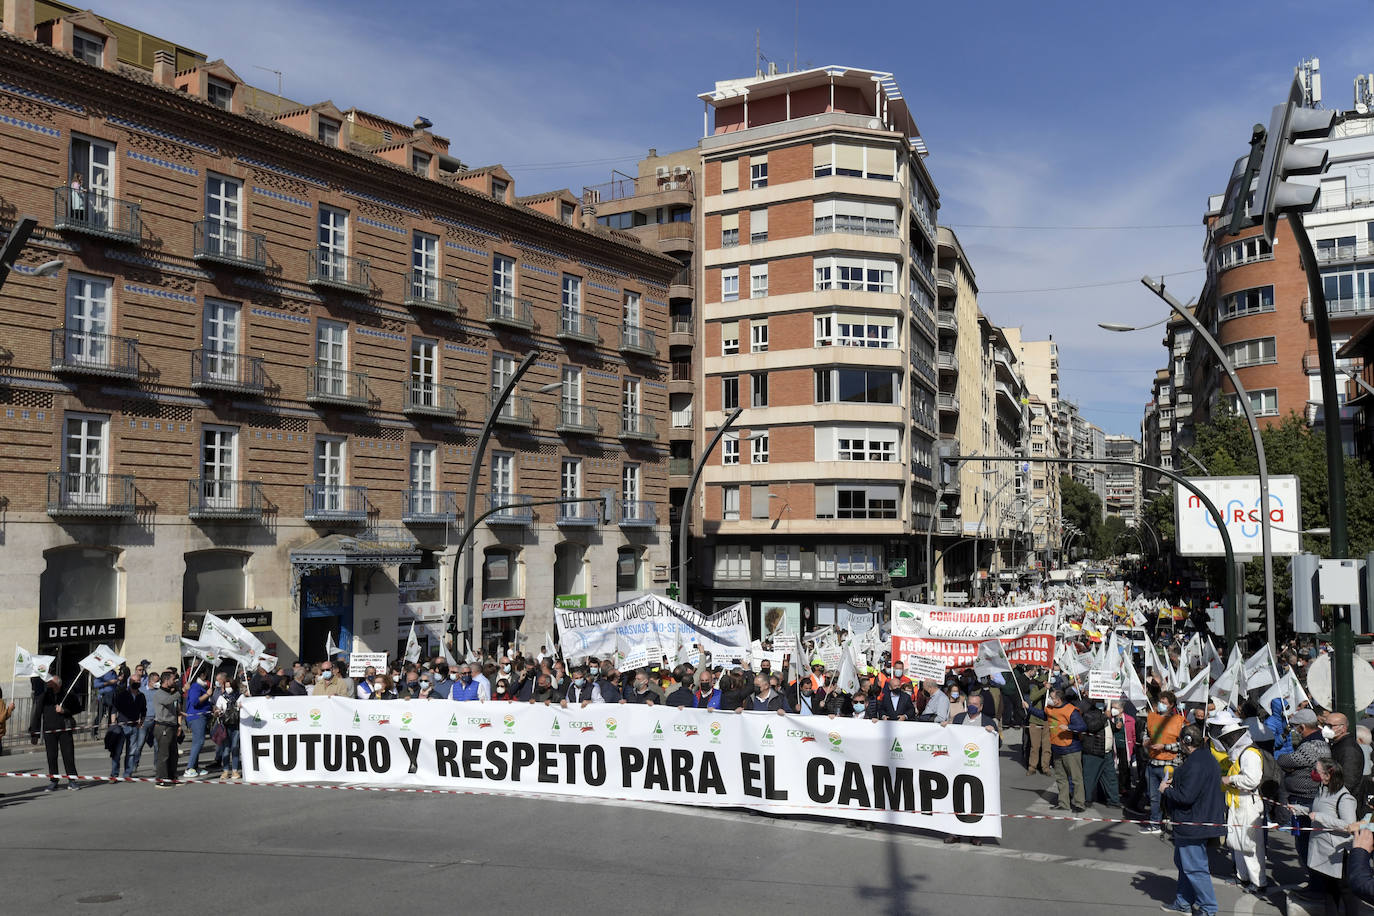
top-left (1095, 514), bottom-right (1128, 559)
top-left (1060, 473), bottom-right (1102, 555)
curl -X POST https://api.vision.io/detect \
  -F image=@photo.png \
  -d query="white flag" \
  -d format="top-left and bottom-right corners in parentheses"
top-left (326, 630), bottom-right (340, 660)
top-left (404, 622), bottom-right (422, 664)
top-left (1177, 667), bottom-right (1210, 705)
top-left (78, 644), bottom-right (125, 678)
top-left (201, 612), bottom-right (264, 664)
top-left (973, 639), bottom-right (1012, 678)
top-left (1243, 645), bottom-right (1277, 691)
top-left (836, 646), bottom-right (861, 695)
top-left (252, 650), bottom-right (277, 673)
top-left (14, 646), bottom-right (55, 680)
top-left (1203, 637), bottom-right (1225, 679)
top-left (1122, 657), bottom-right (1148, 704)
top-left (179, 638), bottom-right (226, 664)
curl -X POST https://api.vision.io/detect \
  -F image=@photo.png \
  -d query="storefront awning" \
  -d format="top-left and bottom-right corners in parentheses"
top-left (289, 533), bottom-right (421, 567)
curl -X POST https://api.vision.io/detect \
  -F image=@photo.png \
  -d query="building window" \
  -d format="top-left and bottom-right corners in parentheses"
top-left (814, 369), bottom-right (899, 404)
top-left (750, 158), bottom-right (768, 189)
top-left (751, 432), bottom-right (769, 464)
top-left (492, 255), bottom-right (516, 303)
top-left (715, 544), bottom-right (748, 579)
top-left (1229, 388), bottom-right (1279, 417)
top-left (315, 436), bottom-right (346, 495)
top-left (622, 377), bottom-right (641, 423)
top-left (816, 544), bottom-right (880, 580)
top-left (814, 257), bottom-right (896, 293)
top-left (1219, 285), bottom-right (1274, 320)
top-left (721, 212), bottom-right (739, 247)
top-left (834, 429), bottom-right (899, 462)
top-left (317, 205), bottom-right (349, 277)
top-left (813, 199), bottom-right (898, 236)
top-left (71, 29), bottom-right (104, 66)
top-left (750, 208), bottom-right (768, 243)
top-left (560, 202), bottom-right (576, 224)
top-left (412, 232), bottom-right (439, 301)
top-left (814, 313), bottom-right (896, 348)
top-left (762, 545), bottom-right (800, 579)
top-left (483, 548), bottom-right (519, 600)
top-left (1222, 336), bottom-right (1277, 368)
top-left (562, 273), bottom-right (582, 317)
top-left (202, 299), bottom-right (240, 381)
top-left (64, 273), bottom-right (112, 367)
top-left (750, 264), bottom-right (769, 298)
top-left (1218, 236), bottom-right (1273, 268)
top-left (62, 413), bottom-right (108, 500)
top-left (721, 268), bottom-right (739, 302)
top-left (721, 321), bottom-right (739, 355)
top-left (751, 484), bottom-right (770, 519)
top-left (410, 337), bottom-right (438, 401)
top-left (491, 178), bottom-right (508, 200)
top-left (491, 352), bottom-right (516, 395)
top-left (722, 485), bottom-right (740, 521)
top-left (70, 134), bottom-right (114, 206)
top-left (204, 174), bottom-right (242, 257)
top-left (490, 451), bottom-right (514, 497)
top-left (316, 319), bottom-right (347, 393)
top-left (836, 486), bottom-right (898, 519)
top-left (722, 435), bottom-right (740, 465)
top-left (411, 151), bottom-right (431, 175)
top-left (813, 143), bottom-right (896, 180)
top-left (722, 375), bottom-right (739, 410)
top-left (317, 118), bottom-right (340, 146)
top-left (561, 458), bottom-right (581, 500)
top-left (621, 463), bottom-right (640, 506)
top-left (751, 372), bottom-right (768, 408)
top-left (206, 77), bottom-right (234, 111)
top-left (750, 320), bottom-right (769, 352)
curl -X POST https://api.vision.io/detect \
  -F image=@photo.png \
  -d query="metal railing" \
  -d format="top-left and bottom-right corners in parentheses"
top-left (671, 361), bottom-right (692, 382)
top-left (619, 499), bottom-right (657, 526)
top-left (670, 267), bottom-right (692, 289)
top-left (51, 328), bottom-right (138, 378)
top-left (813, 214), bottom-right (898, 237)
top-left (911, 304), bottom-right (937, 341)
top-left (188, 478), bottom-right (264, 519)
top-left (191, 349), bottom-right (265, 394)
top-left (486, 492), bottom-right (534, 524)
top-left (556, 499), bottom-right (600, 526)
top-left (556, 403), bottom-right (600, 435)
top-left (620, 323), bottom-right (657, 357)
top-left (193, 220), bottom-right (267, 270)
top-left (404, 271), bottom-right (463, 314)
top-left (935, 267), bottom-right (956, 291)
top-left (488, 292), bottom-right (535, 330)
top-left (404, 380), bottom-right (460, 417)
top-left (557, 308), bottom-right (600, 345)
top-left (669, 458), bottom-right (693, 476)
top-left (583, 171), bottom-right (694, 203)
top-left (303, 484), bottom-right (368, 521)
top-left (307, 248), bottom-right (372, 295)
top-left (935, 351), bottom-right (959, 373)
top-left (1303, 296), bottom-right (1374, 321)
top-left (936, 311), bottom-right (957, 332)
top-left (619, 411), bottom-right (657, 440)
top-left (671, 318), bottom-right (694, 338)
top-left (937, 518), bottom-right (961, 535)
top-left (1302, 349), bottom-right (1362, 375)
top-left (47, 472), bottom-right (136, 516)
top-left (488, 392), bottom-right (533, 426)
top-left (307, 365), bottom-right (368, 406)
top-left (402, 489), bottom-right (458, 524)
top-left (937, 392), bottom-right (960, 412)
top-left (53, 186), bottom-right (141, 243)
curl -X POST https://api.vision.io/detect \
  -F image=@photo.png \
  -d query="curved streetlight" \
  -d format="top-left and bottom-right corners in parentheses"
top-left (677, 409), bottom-right (764, 607)
top-left (1099, 276), bottom-right (1276, 661)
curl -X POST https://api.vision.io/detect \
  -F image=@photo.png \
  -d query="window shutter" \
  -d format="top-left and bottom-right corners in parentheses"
top-left (869, 146), bottom-right (896, 176)
top-left (813, 143), bottom-right (832, 171)
top-left (814, 484), bottom-right (836, 517)
top-left (751, 485), bottom-right (770, 519)
top-left (751, 152), bottom-right (768, 168)
top-left (721, 212), bottom-right (739, 231)
top-left (720, 320), bottom-right (739, 340)
top-left (750, 208), bottom-right (767, 235)
top-left (720, 159), bottom-right (739, 192)
top-left (835, 144), bottom-right (864, 172)
top-left (868, 202), bottom-right (897, 222)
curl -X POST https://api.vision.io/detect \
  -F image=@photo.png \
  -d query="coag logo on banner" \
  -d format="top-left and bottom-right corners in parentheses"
top-left (786, 728), bottom-right (816, 744)
top-left (673, 722), bottom-right (700, 738)
top-left (761, 724), bottom-right (775, 747)
top-left (604, 717), bottom-right (618, 738)
top-left (911, 742), bottom-right (950, 757)
top-left (467, 717), bottom-right (492, 729)
top-left (708, 721), bottom-right (722, 744)
top-left (400, 712), bottom-right (414, 731)
top-left (963, 742), bottom-right (980, 766)
top-left (651, 721), bottom-right (665, 741)
top-left (308, 708), bottom-right (323, 728)
top-left (569, 720), bottom-right (594, 733)
top-left (272, 711), bottom-right (298, 724)
top-left (503, 714), bottom-right (516, 734)
top-left (368, 713), bottom-right (390, 726)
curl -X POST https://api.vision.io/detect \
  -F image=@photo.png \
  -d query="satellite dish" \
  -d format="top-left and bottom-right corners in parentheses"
top-left (867, 118), bottom-right (881, 130)
top-left (1304, 654), bottom-right (1374, 711)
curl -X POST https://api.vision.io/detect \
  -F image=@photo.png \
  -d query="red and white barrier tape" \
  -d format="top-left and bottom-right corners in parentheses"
top-left (0, 771), bottom-right (1340, 832)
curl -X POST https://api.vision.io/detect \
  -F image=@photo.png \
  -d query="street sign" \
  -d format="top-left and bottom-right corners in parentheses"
top-left (1174, 475), bottom-right (1301, 557)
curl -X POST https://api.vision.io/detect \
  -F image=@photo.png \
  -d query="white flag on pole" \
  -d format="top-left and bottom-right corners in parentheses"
top-left (1243, 645), bottom-right (1278, 691)
top-left (77, 644), bottom-right (125, 678)
top-left (1177, 667), bottom-right (1210, 705)
top-left (200, 612), bottom-right (265, 665)
top-left (836, 647), bottom-right (861, 695)
top-left (326, 630), bottom-right (340, 660)
top-left (404, 622), bottom-right (422, 664)
top-left (179, 638), bottom-right (227, 664)
top-left (14, 646), bottom-right (56, 680)
top-left (1122, 657), bottom-right (1149, 704)
top-left (973, 639), bottom-right (1013, 678)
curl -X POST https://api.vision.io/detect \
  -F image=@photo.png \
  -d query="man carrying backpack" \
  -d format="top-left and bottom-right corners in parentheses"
top-left (1215, 717), bottom-right (1269, 893)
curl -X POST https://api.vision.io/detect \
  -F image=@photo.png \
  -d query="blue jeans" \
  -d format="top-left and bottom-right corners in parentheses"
top-left (225, 727), bottom-right (240, 771)
top-left (1171, 840), bottom-right (1217, 915)
top-left (108, 724), bottom-right (135, 777)
top-left (1148, 764), bottom-right (1168, 825)
top-left (128, 720), bottom-right (153, 773)
top-left (186, 716), bottom-right (208, 771)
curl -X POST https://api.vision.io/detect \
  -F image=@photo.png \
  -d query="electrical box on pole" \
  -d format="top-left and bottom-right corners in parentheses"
top-left (1292, 553), bottom-right (1320, 634)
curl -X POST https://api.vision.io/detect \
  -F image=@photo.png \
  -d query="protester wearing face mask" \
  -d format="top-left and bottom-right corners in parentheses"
top-left (1208, 718), bottom-right (1268, 894)
top-left (491, 678), bottom-right (512, 701)
top-left (213, 677), bottom-right (243, 781)
top-left (368, 675), bottom-right (397, 700)
top-left (1140, 690), bottom-right (1186, 835)
top-left (1078, 699), bottom-right (1120, 810)
top-left (562, 666), bottom-right (604, 708)
top-left (1321, 712), bottom-right (1363, 793)
top-left (449, 665), bottom-right (481, 702)
top-left (181, 669), bottom-right (214, 779)
top-left (945, 681), bottom-right (967, 721)
top-left (1287, 758), bottom-right (1357, 911)
top-left (1024, 688), bottom-right (1088, 813)
top-left (1158, 725), bottom-right (1225, 916)
top-left (1278, 708), bottom-right (1330, 874)
top-left (313, 660), bottom-right (352, 698)
top-left (920, 679), bottom-right (950, 725)
top-left (739, 673), bottom-right (789, 713)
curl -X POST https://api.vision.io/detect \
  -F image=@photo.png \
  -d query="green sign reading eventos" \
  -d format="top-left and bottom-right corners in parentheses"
top-left (555, 594), bottom-right (588, 610)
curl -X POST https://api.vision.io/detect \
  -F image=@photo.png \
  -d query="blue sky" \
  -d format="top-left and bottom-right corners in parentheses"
top-left (99, 0), bottom-right (1374, 435)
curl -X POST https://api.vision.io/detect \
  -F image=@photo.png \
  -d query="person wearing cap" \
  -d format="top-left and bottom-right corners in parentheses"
top-left (1278, 707), bottom-right (1330, 873)
top-left (1158, 724), bottom-right (1225, 915)
top-left (1214, 715), bottom-right (1268, 893)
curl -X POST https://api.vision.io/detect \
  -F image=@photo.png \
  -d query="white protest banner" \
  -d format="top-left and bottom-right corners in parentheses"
top-left (78, 644), bottom-right (125, 678)
top-left (14, 646), bottom-right (56, 680)
top-left (241, 698), bottom-right (1002, 837)
top-left (905, 655), bottom-right (948, 684)
top-left (348, 652), bottom-right (388, 678)
top-left (555, 595), bottom-right (751, 668)
top-left (1087, 670), bottom-right (1123, 701)
top-left (890, 601), bottom-right (1056, 670)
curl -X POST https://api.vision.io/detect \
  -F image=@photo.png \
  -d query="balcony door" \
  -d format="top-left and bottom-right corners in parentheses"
top-left (410, 338), bottom-right (437, 406)
top-left (63, 414), bottom-right (107, 505)
top-left (203, 299), bottom-right (240, 382)
top-left (318, 205), bottom-right (348, 278)
top-left (65, 274), bottom-right (111, 367)
top-left (70, 136), bottom-right (113, 227)
top-left (315, 437), bottom-right (345, 512)
top-left (410, 445), bottom-right (435, 514)
top-left (316, 320), bottom-right (347, 395)
top-left (205, 175), bottom-right (242, 257)
top-left (201, 426), bottom-right (238, 509)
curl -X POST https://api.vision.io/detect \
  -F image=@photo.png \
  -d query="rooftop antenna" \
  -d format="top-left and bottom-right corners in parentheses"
top-left (253, 64), bottom-right (283, 111)
top-left (793, 0), bottom-right (798, 72)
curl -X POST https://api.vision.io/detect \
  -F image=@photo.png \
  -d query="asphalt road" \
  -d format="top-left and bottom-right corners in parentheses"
top-left (0, 732), bottom-right (1302, 915)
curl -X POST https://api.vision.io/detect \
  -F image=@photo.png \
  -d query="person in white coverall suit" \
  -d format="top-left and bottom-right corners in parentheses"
top-left (1216, 718), bottom-right (1267, 892)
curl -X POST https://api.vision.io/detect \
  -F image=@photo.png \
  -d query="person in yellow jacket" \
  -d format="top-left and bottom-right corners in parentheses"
top-left (1215, 717), bottom-right (1268, 893)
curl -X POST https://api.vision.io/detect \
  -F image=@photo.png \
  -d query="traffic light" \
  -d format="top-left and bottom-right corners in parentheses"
top-left (599, 488), bottom-right (616, 526)
top-left (1292, 553), bottom-right (1321, 634)
top-left (1252, 76), bottom-right (1335, 244)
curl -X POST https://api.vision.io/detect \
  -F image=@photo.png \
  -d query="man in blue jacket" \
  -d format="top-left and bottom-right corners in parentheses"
top-left (1159, 724), bottom-right (1225, 916)
top-left (1350, 828), bottom-right (1374, 902)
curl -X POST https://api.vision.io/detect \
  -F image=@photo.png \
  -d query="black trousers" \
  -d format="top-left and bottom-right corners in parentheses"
top-left (43, 726), bottom-right (77, 779)
top-left (154, 723), bottom-right (180, 781)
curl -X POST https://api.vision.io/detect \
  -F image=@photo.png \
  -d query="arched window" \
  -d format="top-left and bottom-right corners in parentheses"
top-left (40, 546), bottom-right (118, 622)
top-left (183, 550), bottom-right (248, 615)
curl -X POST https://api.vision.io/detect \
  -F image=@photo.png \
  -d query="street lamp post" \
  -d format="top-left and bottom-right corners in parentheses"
top-left (924, 456), bottom-right (993, 602)
top-left (678, 407), bottom-right (749, 608)
top-left (1103, 276), bottom-right (1276, 660)
top-left (974, 475), bottom-right (1020, 601)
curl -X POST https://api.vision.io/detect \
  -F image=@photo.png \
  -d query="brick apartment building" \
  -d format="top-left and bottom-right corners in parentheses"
top-left (0, 0), bottom-right (679, 680)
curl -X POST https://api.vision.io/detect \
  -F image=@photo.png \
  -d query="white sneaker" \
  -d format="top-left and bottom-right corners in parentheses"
top-left (182, 769), bottom-right (200, 779)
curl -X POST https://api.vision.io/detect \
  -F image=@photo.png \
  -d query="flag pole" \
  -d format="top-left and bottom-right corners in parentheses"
top-left (59, 668), bottom-right (87, 707)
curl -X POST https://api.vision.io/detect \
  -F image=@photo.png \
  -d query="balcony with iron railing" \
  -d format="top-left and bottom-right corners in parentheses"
top-left (583, 171), bottom-right (694, 204)
top-left (935, 267), bottom-right (957, 294)
top-left (53, 186), bottom-right (141, 243)
top-left (935, 351), bottom-right (959, 374)
top-left (670, 317), bottom-right (695, 346)
top-left (1303, 296), bottom-right (1374, 321)
top-left (557, 308), bottom-right (600, 346)
top-left (556, 499), bottom-right (601, 526)
top-left (191, 349), bottom-right (265, 395)
top-left (488, 292), bottom-right (536, 331)
top-left (669, 457), bottom-right (693, 477)
top-left (1303, 348), bottom-right (1363, 375)
top-left (488, 392), bottom-right (533, 427)
top-left (307, 365), bottom-right (368, 407)
top-left (404, 271), bottom-right (463, 315)
top-left (51, 328), bottom-right (139, 378)
top-left (486, 492), bottom-right (534, 525)
top-left (669, 267), bottom-right (693, 298)
top-left (307, 249), bottom-right (372, 296)
top-left (47, 472), bottom-right (136, 517)
top-left (619, 411), bottom-right (657, 441)
top-left (910, 303), bottom-right (937, 342)
top-left (619, 499), bottom-right (657, 527)
top-left (403, 380), bottom-right (460, 418)
top-left (402, 489), bottom-right (458, 524)
top-left (193, 220), bottom-right (267, 271)
top-left (303, 484), bottom-right (368, 522)
top-left (556, 403), bottom-right (601, 436)
top-left (911, 253), bottom-right (936, 292)
top-left (936, 309), bottom-right (958, 333)
top-left (937, 392), bottom-right (960, 414)
top-left (620, 323), bottom-right (657, 358)
top-left (937, 517), bottom-right (961, 535)
top-left (994, 347), bottom-right (1017, 380)
top-left (188, 478), bottom-right (265, 520)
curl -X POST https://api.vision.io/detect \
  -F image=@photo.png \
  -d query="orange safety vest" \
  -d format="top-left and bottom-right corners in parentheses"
top-left (1047, 704), bottom-right (1078, 748)
top-left (1146, 710), bottom-right (1184, 763)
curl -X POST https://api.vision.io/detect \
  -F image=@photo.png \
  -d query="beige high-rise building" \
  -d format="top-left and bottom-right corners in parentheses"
top-left (1015, 335), bottom-right (1063, 570)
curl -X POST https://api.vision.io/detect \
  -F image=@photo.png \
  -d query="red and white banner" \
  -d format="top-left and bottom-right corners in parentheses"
top-left (891, 601), bottom-right (1057, 671)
